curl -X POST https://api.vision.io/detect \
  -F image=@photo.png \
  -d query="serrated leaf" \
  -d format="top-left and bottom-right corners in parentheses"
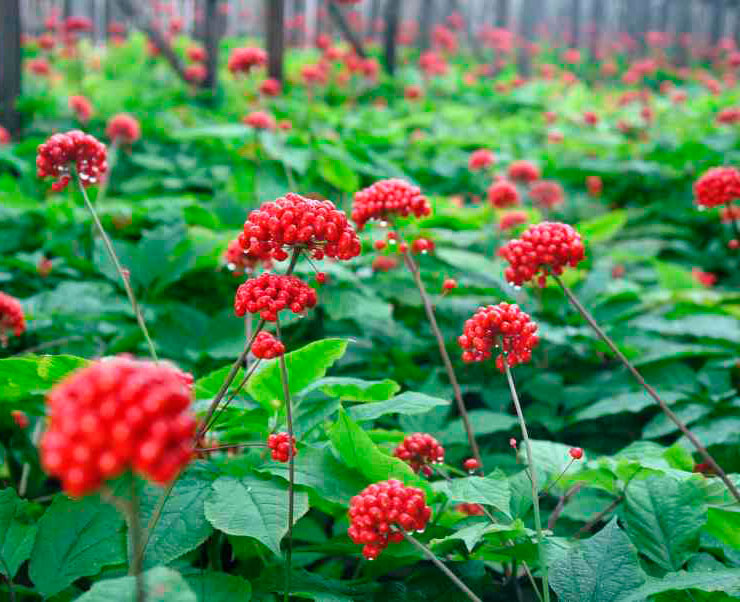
top-left (704, 507), bottom-right (740, 549)
top-left (618, 568), bottom-right (740, 601)
top-left (0, 488), bottom-right (37, 579)
top-left (436, 472), bottom-right (511, 519)
top-left (313, 377), bottom-right (400, 402)
top-left (204, 474), bottom-right (309, 556)
top-left (29, 494), bottom-right (126, 597)
top-left (0, 354), bottom-right (88, 406)
top-left (578, 210), bottom-right (628, 243)
top-left (184, 571), bottom-right (252, 602)
top-left (574, 391), bottom-right (682, 422)
top-left (75, 566), bottom-right (196, 602)
top-left (347, 391), bottom-right (449, 422)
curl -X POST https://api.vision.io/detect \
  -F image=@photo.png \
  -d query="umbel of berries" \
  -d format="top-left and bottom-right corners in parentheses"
top-left (351, 179), bottom-right (431, 230)
top-left (694, 166), bottom-right (740, 208)
top-left (268, 432), bottom-right (297, 462)
top-left (458, 302), bottom-right (540, 371)
top-left (252, 331), bottom-right (286, 359)
top-left (498, 221), bottom-right (585, 287)
top-left (40, 357), bottom-right (196, 497)
top-left (37, 130), bottom-right (107, 192)
top-left (234, 273), bottom-right (318, 322)
top-left (0, 292), bottom-right (26, 346)
top-left (348, 479), bottom-right (431, 560)
top-left (239, 193), bottom-right (361, 261)
top-left (393, 433), bottom-right (445, 476)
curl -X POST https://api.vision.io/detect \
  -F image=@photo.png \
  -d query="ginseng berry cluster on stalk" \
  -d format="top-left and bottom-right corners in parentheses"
top-left (252, 331), bottom-right (286, 359)
top-left (507, 160), bottom-right (541, 183)
top-left (106, 114), bottom-right (141, 144)
top-left (348, 479), bottom-right (431, 560)
top-left (458, 302), bottom-right (540, 371)
top-left (37, 130), bottom-right (107, 191)
top-left (351, 179), bottom-right (431, 230)
top-left (488, 179), bottom-right (520, 208)
top-left (234, 273), bottom-right (317, 321)
top-left (498, 221), bottom-right (585, 287)
top-left (40, 357), bottom-right (196, 497)
top-left (393, 433), bottom-right (445, 476)
top-left (239, 193), bottom-right (361, 261)
top-left (268, 432), bottom-right (297, 462)
top-left (0, 292), bottom-right (26, 343)
top-left (693, 166), bottom-right (740, 208)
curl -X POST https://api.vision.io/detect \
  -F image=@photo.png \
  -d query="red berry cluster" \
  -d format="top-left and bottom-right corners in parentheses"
top-left (185, 64), bottom-right (207, 84)
top-left (498, 221), bottom-right (586, 287)
top-left (224, 238), bottom-right (272, 275)
top-left (458, 302), bottom-right (540, 371)
top-left (694, 167), bottom-right (740, 208)
top-left (0, 292), bottom-right (26, 343)
top-left (186, 45), bottom-right (207, 62)
top-left (243, 111), bottom-right (276, 130)
top-left (507, 160), bottom-right (540, 183)
top-left (234, 273), bottom-right (317, 321)
top-left (252, 331), bottom-right (286, 359)
top-left (239, 193), bottom-right (361, 262)
top-left (463, 458), bottom-right (481, 473)
top-left (267, 432), bottom-right (296, 462)
top-left (348, 480), bottom-right (431, 560)
top-left (499, 210), bottom-right (529, 231)
top-left (410, 237), bottom-right (435, 254)
top-left (468, 149), bottom-right (495, 171)
top-left (393, 433), bottom-right (445, 476)
top-left (351, 179), bottom-right (431, 230)
top-left (36, 130), bottom-right (107, 192)
top-left (11, 410), bottom-right (29, 429)
top-left (228, 46), bottom-right (267, 74)
top-left (0, 126), bottom-right (11, 145)
top-left (68, 95), bottom-right (93, 122)
top-left (40, 357), bottom-right (196, 497)
top-left (106, 114), bottom-right (141, 144)
top-left (488, 179), bottom-right (520, 208)
top-left (259, 77), bottom-right (282, 97)
top-left (586, 175), bottom-right (603, 197)
top-left (529, 180), bottom-right (565, 209)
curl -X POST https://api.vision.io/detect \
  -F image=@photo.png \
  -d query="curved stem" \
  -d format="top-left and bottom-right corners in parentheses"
top-left (275, 317), bottom-right (295, 602)
top-left (401, 531), bottom-right (482, 602)
top-left (553, 274), bottom-right (740, 504)
top-left (74, 174), bottom-right (158, 361)
top-left (400, 249), bottom-right (483, 471)
top-left (504, 362), bottom-right (549, 602)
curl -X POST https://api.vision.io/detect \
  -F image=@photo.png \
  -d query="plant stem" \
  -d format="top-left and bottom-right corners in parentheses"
top-left (503, 361), bottom-right (549, 602)
top-left (74, 173), bottom-right (158, 361)
top-left (19, 419), bottom-right (43, 497)
top-left (275, 317), bottom-right (295, 602)
top-left (575, 495), bottom-right (624, 538)
top-left (553, 274), bottom-right (740, 504)
top-left (400, 249), bottom-right (483, 470)
top-left (128, 477), bottom-right (146, 602)
top-left (202, 356), bottom-right (264, 436)
top-left (548, 483), bottom-right (582, 530)
top-left (540, 459), bottom-right (575, 498)
top-left (401, 531), bottom-right (482, 602)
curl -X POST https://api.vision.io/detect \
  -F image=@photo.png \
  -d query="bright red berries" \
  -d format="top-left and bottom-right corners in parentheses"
top-left (694, 167), bottom-right (740, 208)
top-left (234, 273), bottom-right (318, 322)
top-left (267, 432), bottom-right (297, 462)
top-left (251, 331), bottom-right (286, 359)
top-left (186, 45), bottom-right (207, 62)
top-left (240, 193), bottom-right (361, 262)
top-left (224, 238), bottom-right (271, 275)
top-left (530, 180), bottom-right (565, 209)
top-left (468, 149), bottom-right (496, 171)
top-left (458, 302), bottom-right (540, 371)
top-left (498, 222), bottom-right (585, 287)
top-left (243, 111), bottom-right (276, 130)
top-left (373, 240), bottom-right (387, 251)
top-left (40, 357), bottom-right (196, 497)
top-left (410, 238), bottom-right (435, 254)
top-left (184, 64), bottom-right (207, 83)
top-left (11, 410), bottom-right (29, 430)
top-left (569, 447), bottom-right (583, 460)
top-left (463, 458), bottom-right (481, 473)
top-left (457, 503), bottom-right (485, 516)
top-left (583, 111), bottom-right (599, 126)
top-left (692, 267), bottom-right (717, 288)
top-left (228, 47), bottom-right (267, 75)
top-left (371, 256), bottom-right (399, 272)
top-left (587, 175), bottom-right (603, 197)
top-left (348, 480), bottom-right (431, 560)
top-left (488, 179), bottom-right (520, 208)
top-left (393, 433), bottom-right (445, 476)
top-left (442, 278), bottom-right (458, 292)
top-left (507, 160), bottom-right (540, 183)
top-left (498, 210), bottom-right (529, 231)
top-left (37, 130), bottom-right (107, 192)
top-left (716, 107), bottom-right (740, 125)
top-left (68, 95), bottom-right (93, 122)
top-left (0, 126), bottom-right (10, 145)
top-left (106, 114), bottom-right (141, 145)
top-left (351, 179), bottom-right (431, 230)
top-left (0, 292), bottom-right (26, 345)
top-left (259, 77), bottom-right (282, 97)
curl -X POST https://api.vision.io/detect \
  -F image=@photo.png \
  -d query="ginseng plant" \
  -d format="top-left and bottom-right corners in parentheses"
top-left (498, 220), bottom-right (740, 503)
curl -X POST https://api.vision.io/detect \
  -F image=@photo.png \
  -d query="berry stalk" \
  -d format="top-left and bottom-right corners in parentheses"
top-left (503, 361), bottom-right (549, 602)
top-left (553, 274), bottom-right (740, 504)
top-left (399, 249), bottom-right (483, 471)
top-left (74, 172), bottom-right (158, 361)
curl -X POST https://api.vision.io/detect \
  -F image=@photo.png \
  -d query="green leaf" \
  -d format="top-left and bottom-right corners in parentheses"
top-left (184, 572), bottom-right (252, 602)
top-left (437, 410), bottom-right (517, 445)
top-left (622, 476), bottom-right (707, 571)
top-left (204, 474), bottom-right (309, 556)
top-left (137, 463), bottom-right (218, 569)
top-left (347, 391), bottom-right (449, 422)
top-left (527, 440), bottom-right (587, 481)
top-left (550, 518), bottom-right (645, 602)
top-left (318, 156), bottom-right (359, 193)
top-left (314, 377), bottom-right (400, 402)
top-left (578, 210), bottom-right (628, 243)
top-left (75, 567), bottom-right (196, 602)
top-left (0, 354), bottom-right (87, 406)
top-left (171, 124), bottom-right (251, 140)
top-left (653, 261), bottom-right (699, 291)
top-left (193, 364), bottom-right (246, 402)
top-left (30, 494), bottom-right (126, 597)
top-left (247, 339), bottom-right (349, 409)
top-left (436, 472), bottom-right (511, 518)
top-left (574, 391), bottom-right (681, 422)
top-left (618, 569), bottom-right (740, 601)
top-left (704, 507), bottom-right (740, 549)
top-left (0, 488), bottom-right (37, 579)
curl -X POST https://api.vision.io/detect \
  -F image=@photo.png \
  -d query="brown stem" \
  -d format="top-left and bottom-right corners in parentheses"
top-left (548, 483), bottom-right (583, 530)
top-left (201, 356), bottom-right (264, 436)
top-left (401, 249), bottom-right (483, 471)
top-left (553, 274), bottom-right (740, 504)
top-left (575, 496), bottom-right (623, 538)
top-left (401, 531), bottom-right (482, 602)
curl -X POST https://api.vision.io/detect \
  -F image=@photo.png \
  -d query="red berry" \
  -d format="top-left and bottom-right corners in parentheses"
top-left (569, 447), bottom-right (583, 460)
top-left (529, 180), bottom-right (565, 209)
top-left (373, 240), bottom-right (387, 251)
top-left (393, 433), bottom-right (445, 476)
top-left (398, 242), bottom-right (409, 253)
top-left (40, 357), bottom-right (195, 497)
top-left (372, 256), bottom-right (399, 272)
top-left (351, 179), bottom-right (431, 230)
top-left (411, 238), bottom-right (435, 254)
top-left (259, 77), bottom-right (282, 97)
top-left (456, 503), bottom-right (485, 516)
top-left (468, 149), bottom-right (495, 171)
top-left (68, 95), bottom-right (93, 123)
top-left (267, 432), bottom-right (297, 462)
top-left (36, 130), bottom-right (108, 192)
top-left (315, 272), bottom-right (328, 284)
top-left (224, 238), bottom-right (272, 274)
top-left (228, 46), bottom-right (267, 74)
top-left (507, 160), bottom-right (540, 183)
top-left (694, 167), bottom-right (740, 208)
top-left (458, 302), bottom-right (539, 370)
top-left (509, 437), bottom-right (517, 449)
top-left (234, 273), bottom-right (318, 322)
top-left (11, 410), bottom-right (29, 430)
top-left (587, 175), bottom-right (603, 197)
top-left (186, 45), bottom-right (207, 62)
top-left (729, 239), bottom-right (740, 249)
top-left (251, 331), bottom-right (286, 359)
top-left (488, 179), bottom-right (520, 208)
top-left (463, 458), bottom-right (480, 473)
top-left (442, 278), bottom-right (457, 292)
top-left (0, 292), bottom-right (26, 343)
top-left (387, 231), bottom-right (398, 241)
top-left (184, 64), bottom-right (207, 83)
top-left (243, 110), bottom-right (277, 130)
top-left (498, 221), bottom-right (585, 287)
top-left (106, 114), bottom-right (141, 144)
top-left (348, 479), bottom-right (431, 559)
top-left (498, 211), bottom-right (529, 231)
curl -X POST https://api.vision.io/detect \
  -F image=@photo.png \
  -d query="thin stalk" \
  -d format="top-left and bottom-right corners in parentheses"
top-left (19, 419), bottom-right (43, 497)
top-left (548, 483), bottom-right (583, 530)
top-left (128, 477), bottom-right (146, 602)
top-left (400, 249), bottom-right (483, 470)
top-left (275, 317), bottom-right (295, 602)
top-left (540, 459), bottom-right (575, 498)
top-left (74, 174), bottom-right (158, 361)
top-left (575, 495), bottom-right (623, 538)
top-left (202, 356), bottom-right (263, 436)
top-left (504, 361), bottom-right (549, 602)
top-left (401, 531), bottom-right (482, 602)
top-left (553, 274), bottom-right (740, 504)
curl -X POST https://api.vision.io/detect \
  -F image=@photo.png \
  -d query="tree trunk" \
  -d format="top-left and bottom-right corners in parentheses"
top-left (517, 0), bottom-right (536, 76)
top-left (571, 0), bottom-right (581, 47)
top-left (495, 0), bottom-right (508, 27)
top-left (265, 0), bottom-right (285, 80)
top-left (327, 1), bottom-right (366, 57)
top-left (589, 0), bottom-right (604, 57)
top-left (64, 0), bottom-right (72, 18)
top-left (202, 0), bottom-right (219, 90)
top-left (418, 0), bottom-right (434, 52)
top-left (657, 0), bottom-right (671, 32)
top-left (710, 0), bottom-right (727, 44)
top-left (0, 0), bottom-right (22, 139)
top-left (366, 0), bottom-right (380, 40)
top-left (383, 0), bottom-right (400, 75)
top-left (676, 0), bottom-right (692, 66)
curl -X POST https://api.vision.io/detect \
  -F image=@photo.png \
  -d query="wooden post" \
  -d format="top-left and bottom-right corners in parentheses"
top-left (265, 0), bottom-right (285, 81)
top-left (0, 0), bottom-right (22, 139)
top-left (383, 0), bottom-right (400, 75)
